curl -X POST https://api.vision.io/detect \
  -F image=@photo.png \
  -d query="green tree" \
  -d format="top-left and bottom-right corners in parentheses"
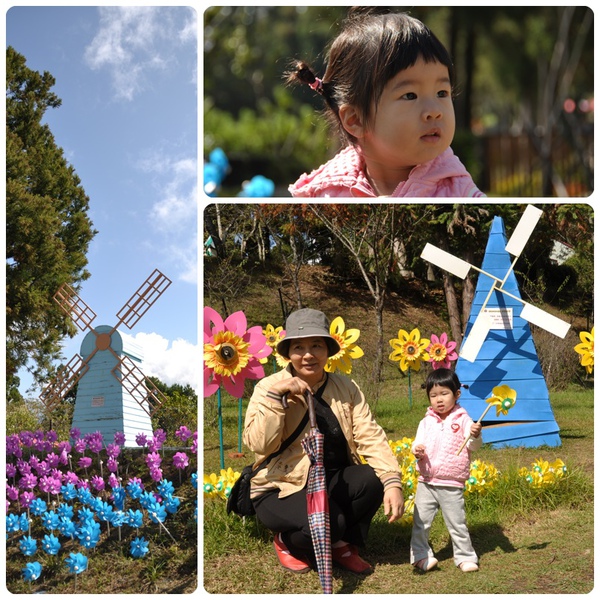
top-left (150, 377), bottom-right (198, 445)
top-left (6, 47), bottom-right (97, 398)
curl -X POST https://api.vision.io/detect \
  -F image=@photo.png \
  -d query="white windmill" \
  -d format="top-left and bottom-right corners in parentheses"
top-left (420, 205), bottom-right (572, 448)
top-left (40, 269), bottom-right (172, 447)
top-left (421, 205), bottom-right (570, 362)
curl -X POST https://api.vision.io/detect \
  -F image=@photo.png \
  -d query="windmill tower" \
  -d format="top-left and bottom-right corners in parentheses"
top-left (40, 270), bottom-right (172, 447)
top-left (421, 206), bottom-right (571, 448)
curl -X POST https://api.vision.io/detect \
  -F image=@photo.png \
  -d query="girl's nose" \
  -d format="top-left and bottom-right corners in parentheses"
top-left (423, 101), bottom-right (443, 120)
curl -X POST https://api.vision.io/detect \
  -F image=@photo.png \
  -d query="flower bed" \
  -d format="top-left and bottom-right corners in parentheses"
top-left (6, 426), bottom-right (198, 592)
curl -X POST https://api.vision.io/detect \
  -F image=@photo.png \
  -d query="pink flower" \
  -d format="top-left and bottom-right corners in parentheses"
top-left (78, 457), bottom-right (92, 469)
top-left (204, 307), bottom-right (272, 398)
top-left (427, 332), bottom-right (458, 370)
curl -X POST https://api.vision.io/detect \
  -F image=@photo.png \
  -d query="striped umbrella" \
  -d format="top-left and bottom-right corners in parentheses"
top-left (301, 389), bottom-right (333, 594)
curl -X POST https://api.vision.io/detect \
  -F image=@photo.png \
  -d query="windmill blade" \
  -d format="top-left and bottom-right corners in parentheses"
top-left (115, 269), bottom-right (172, 330)
top-left (111, 355), bottom-right (165, 416)
top-left (40, 354), bottom-right (89, 410)
top-left (520, 303), bottom-right (571, 338)
top-left (505, 205), bottom-right (543, 257)
top-left (54, 284), bottom-right (97, 332)
top-left (421, 243), bottom-right (472, 279)
top-left (459, 311), bottom-right (492, 362)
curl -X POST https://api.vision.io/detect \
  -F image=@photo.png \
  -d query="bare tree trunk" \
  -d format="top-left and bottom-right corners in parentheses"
top-left (443, 273), bottom-right (463, 343)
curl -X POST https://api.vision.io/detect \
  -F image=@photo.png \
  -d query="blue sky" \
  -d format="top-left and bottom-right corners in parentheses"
top-left (6, 4), bottom-right (199, 396)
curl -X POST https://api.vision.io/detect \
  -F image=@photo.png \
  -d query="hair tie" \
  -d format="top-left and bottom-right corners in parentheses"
top-left (308, 77), bottom-right (323, 93)
top-left (461, 383), bottom-right (469, 389)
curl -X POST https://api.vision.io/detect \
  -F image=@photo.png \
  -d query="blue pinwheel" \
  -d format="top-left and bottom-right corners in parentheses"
top-left (65, 552), bottom-right (88, 574)
top-left (76, 521), bottom-right (101, 549)
top-left (6, 514), bottom-right (21, 533)
top-left (147, 500), bottom-right (167, 524)
top-left (130, 536), bottom-right (150, 558)
top-left (30, 498), bottom-right (47, 516)
top-left (19, 535), bottom-right (37, 557)
top-left (125, 509), bottom-right (144, 528)
top-left (41, 533), bottom-right (61, 555)
top-left (22, 561), bottom-right (42, 582)
top-left (58, 517), bottom-right (77, 539)
top-left (41, 510), bottom-right (59, 532)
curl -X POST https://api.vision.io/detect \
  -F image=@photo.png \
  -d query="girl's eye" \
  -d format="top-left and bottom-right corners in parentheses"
top-left (401, 92), bottom-right (417, 100)
top-left (438, 90), bottom-right (451, 98)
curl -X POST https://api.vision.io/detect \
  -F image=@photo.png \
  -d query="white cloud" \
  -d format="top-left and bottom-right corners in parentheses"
top-left (133, 332), bottom-right (200, 396)
top-left (84, 6), bottom-right (196, 101)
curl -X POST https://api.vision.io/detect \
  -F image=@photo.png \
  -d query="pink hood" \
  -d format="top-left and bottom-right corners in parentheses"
top-left (289, 145), bottom-right (485, 198)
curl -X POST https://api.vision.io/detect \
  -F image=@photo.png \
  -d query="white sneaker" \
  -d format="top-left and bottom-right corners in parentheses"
top-left (414, 557), bottom-right (438, 571)
top-left (459, 561), bottom-right (479, 572)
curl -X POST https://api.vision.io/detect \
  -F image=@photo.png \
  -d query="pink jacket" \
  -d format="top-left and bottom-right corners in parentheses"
top-left (289, 145), bottom-right (485, 198)
top-left (411, 404), bottom-right (482, 488)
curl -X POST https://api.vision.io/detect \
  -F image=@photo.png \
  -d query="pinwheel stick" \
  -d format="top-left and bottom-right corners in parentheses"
top-left (456, 403), bottom-right (494, 456)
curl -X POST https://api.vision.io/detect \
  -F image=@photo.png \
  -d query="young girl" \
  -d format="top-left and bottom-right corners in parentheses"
top-left (410, 368), bottom-right (482, 573)
top-left (287, 8), bottom-right (485, 198)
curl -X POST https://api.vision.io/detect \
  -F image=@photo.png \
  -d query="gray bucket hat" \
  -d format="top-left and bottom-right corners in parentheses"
top-left (276, 308), bottom-right (341, 359)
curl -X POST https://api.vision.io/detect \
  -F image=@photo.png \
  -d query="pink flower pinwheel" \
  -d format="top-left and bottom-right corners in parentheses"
top-left (427, 332), bottom-right (458, 370)
top-left (204, 306), bottom-right (272, 398)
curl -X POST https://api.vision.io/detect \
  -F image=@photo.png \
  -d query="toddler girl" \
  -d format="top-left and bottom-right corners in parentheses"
top-left (287, 8), bottom-right (485, 198)
top-left (410, 368), bottom-right (482, 572)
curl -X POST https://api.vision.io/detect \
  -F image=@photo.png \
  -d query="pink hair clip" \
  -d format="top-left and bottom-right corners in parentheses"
top-left (308, 77), bottom-right (323, 93)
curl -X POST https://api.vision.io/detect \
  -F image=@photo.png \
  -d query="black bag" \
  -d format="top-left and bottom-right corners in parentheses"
top-left (226, 464), bottom-right (257, 516)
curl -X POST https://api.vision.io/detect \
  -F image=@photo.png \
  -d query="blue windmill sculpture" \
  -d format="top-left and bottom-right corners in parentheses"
top-left (421, 206), bottom-right (571, 448)
top-left (40, 270), bottom-right (172, 447)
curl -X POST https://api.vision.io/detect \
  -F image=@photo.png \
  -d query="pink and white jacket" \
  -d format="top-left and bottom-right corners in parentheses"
top-left (289, 145), bottom-right (485, 198)
top-left (411, 404), bottom-right (482, 488)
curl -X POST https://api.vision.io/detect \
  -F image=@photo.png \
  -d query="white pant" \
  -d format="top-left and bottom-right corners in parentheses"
top-left (410, 482), bottom-right (478, 567)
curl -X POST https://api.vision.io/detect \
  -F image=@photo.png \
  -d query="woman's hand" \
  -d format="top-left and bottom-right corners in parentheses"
top-left (267, 377), bottom-right (312, 402)
top-left (383, 487), bottom-right (404, 523)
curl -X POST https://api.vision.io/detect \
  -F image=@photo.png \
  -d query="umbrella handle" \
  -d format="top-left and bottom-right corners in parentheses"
top-left (281, 393), bottom-right (288, 409)
top-left (304, 389), bottom-right (318, 429)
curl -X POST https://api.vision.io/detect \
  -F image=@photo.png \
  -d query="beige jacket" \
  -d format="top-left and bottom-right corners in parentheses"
top-left (243, 367), bottom-right (402, 499)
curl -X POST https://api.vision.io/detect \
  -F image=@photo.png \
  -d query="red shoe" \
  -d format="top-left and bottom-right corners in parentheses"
top-left (332, 544), bottom-right (373, 574)
top-left (273, 533), bottom-right (312, 573)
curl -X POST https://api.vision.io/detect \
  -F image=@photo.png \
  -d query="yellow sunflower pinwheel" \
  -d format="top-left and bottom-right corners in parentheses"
top-left (388, 328), bottom-right (430, 373)
top-left (574, 327), bottom-right (594, 374)
top-left (325, 316), bottom-right (364, 374)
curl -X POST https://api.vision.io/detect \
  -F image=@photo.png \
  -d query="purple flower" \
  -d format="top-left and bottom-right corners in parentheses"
top-left (90, 475), bottom-right (105, 492)
top-left (173, 452), bottom-right (189, 470)
top-left (19, 431), bottom-right (34, 447)
top-left (149, 467), bottom-right (163, 482)
top-left (16, 459), bottom-right (31, 475)
top-left (135, 433), bottom-right (148, 448)
top-left (45, 452), bottom-right (60, 468)
top-left (114, 431), bottom-right (126, 446)
top-left (19, 492), bottom-right (35, 508)
top-left (6, 463), bottom-right (17, 478)
top-left (78, 456), bottom-right (92, 469)
top-left (69, 427), bottom-right (81, 441)
top-left (7, 485), bottom-right (19, 501)
top-left (7, 434), bottom-right (22, 457)
top-left (107, 457), bottom-right (118, 473)
top-left (19, 473), bottom-right (38, 490)
top-left (106, 443), bottom-right (120, 458)
top-left (74, 439), bottom-right (87, 454)
top-left (64, 471), bottom-right (79, 485)
top-left (175, 425), bottom-right (192, 442)
top-left (145, 452), bottom-right (161, 469)
top-left (39, 476), bottom-right (62, 495)
top-left (86, 431), bottom-right (104, 453)
top-left (108, 473), bottom-right (120, 488)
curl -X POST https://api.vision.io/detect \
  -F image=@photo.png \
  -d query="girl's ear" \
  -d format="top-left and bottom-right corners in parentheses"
top-left (339, 104), bottom-right (365, 139)
top-left (456, 389), bottom-right (461, 401)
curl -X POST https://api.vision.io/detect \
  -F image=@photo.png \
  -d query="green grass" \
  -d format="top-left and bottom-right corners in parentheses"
top-left (203, 383), bottom-right (593, 594)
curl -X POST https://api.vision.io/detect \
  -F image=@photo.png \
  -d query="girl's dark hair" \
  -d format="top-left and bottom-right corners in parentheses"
top-left (423, 368), bottom-right (468, 396)
top-left (286, 8), bottom-right (454, 144)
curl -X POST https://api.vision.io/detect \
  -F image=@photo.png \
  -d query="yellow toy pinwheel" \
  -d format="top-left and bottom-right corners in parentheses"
top-left (486, 384), bottom-right (518, 417)
top-left (457, 383), bottom-right (517, 455)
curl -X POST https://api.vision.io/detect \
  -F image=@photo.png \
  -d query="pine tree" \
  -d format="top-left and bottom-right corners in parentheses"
top-left (6, 46), bottom-right (97, 398)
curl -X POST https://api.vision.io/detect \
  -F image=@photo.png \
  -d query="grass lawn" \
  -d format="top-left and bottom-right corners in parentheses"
top-left (203, 381), bottom-right (594, 594)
